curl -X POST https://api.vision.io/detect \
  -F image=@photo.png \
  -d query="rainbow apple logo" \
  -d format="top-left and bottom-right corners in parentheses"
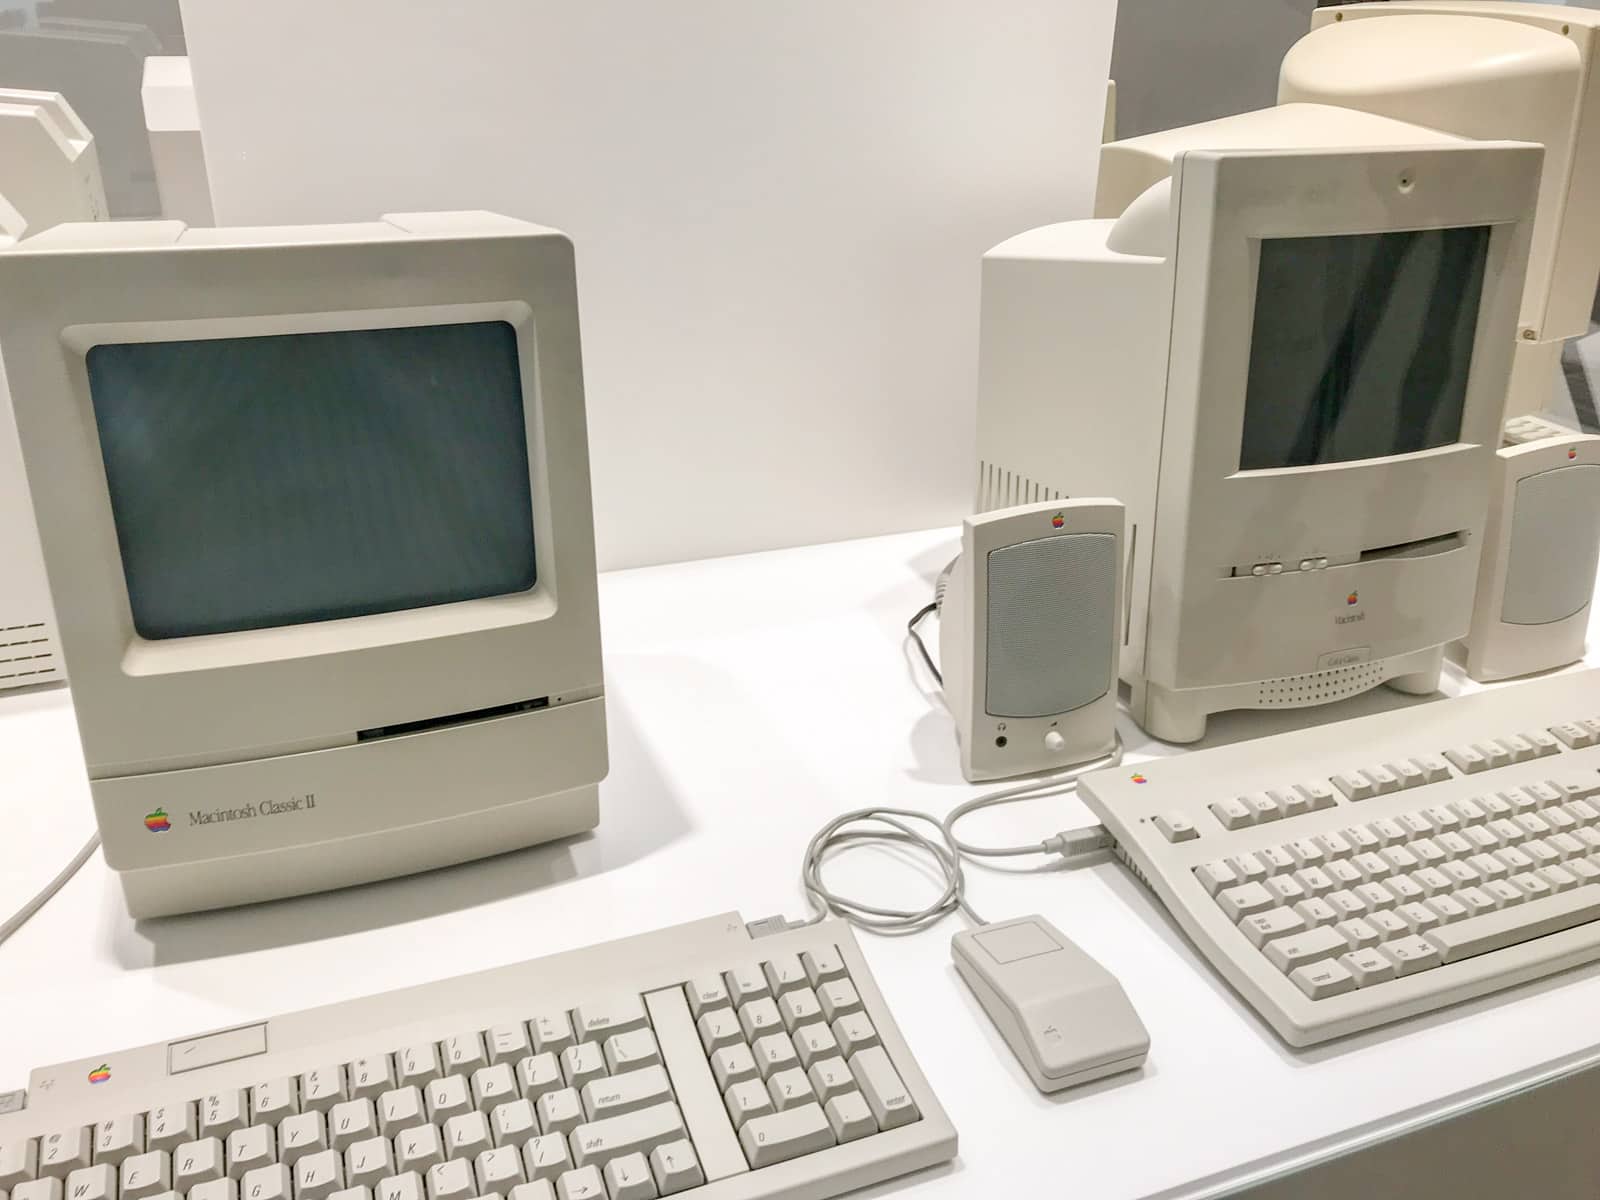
top-left (144, 808), bottom-right (171, 833)
top-left (1346, 591), bottom-right (1359, 606)
top-left (88, 1064), bottom-right (111, 1084)
top-left (1130, 773), bottom-right (1148, 784)
top-left (1051, 512), bottom-right (1065, 529)
top-left (1570, 448), bottom-right (1579, 460)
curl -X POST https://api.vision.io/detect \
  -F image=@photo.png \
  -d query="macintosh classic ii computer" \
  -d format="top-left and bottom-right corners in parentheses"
top-left (0, 211), bottom-right (607, 917)
top-left (978, 139), bottom-right (1541, 742)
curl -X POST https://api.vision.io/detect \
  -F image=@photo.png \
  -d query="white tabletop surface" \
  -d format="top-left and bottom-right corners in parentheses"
top-left (3, 527), bottom-right (1599, 1199)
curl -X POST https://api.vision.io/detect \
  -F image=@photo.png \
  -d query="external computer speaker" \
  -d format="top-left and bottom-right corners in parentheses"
top-left (939, 498), bottom-right (1123, 782)
top-left (1463, 415), bottom-right (1600, 682)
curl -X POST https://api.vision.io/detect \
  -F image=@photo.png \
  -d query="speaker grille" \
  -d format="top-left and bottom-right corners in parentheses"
top-left (984, 533), bottom-right (1116, 719)
top-left (1502, 464), bottom-right (1600, 625)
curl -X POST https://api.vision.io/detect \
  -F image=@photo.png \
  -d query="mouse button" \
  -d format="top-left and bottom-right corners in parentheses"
top-left (974, 920), bottom-right (1064, 964)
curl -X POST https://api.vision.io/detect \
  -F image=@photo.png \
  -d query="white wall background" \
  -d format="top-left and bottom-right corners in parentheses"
top-left (178, 1), bottom-right (1118, 571)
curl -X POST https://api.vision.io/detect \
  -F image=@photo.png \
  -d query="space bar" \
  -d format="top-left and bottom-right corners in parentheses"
top-left (1425, 885), bottom-right (1600, 963)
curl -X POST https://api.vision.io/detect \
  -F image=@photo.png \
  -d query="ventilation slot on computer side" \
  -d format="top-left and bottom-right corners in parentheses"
top-left (976, 461), bottom-right (1067, 512)
top-left (357, 696), bottom-right (550, 741)
top-left (1254, 663), bottom-right (1390, 708)
top-left (0, 623), bottom-right (58, 684)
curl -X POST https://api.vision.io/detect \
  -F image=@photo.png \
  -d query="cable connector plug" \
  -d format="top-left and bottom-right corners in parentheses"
top-left (1043, 824), bottom-right (1115, 865)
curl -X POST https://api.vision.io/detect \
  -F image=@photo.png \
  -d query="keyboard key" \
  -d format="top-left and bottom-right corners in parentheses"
top-left (472, 1147), bottom-right (523, 1195)
top-left (377, 1175), bottom-right (425, 1200)
top-left (489, 1099), bottom-right (538, 1148)
top-left (1497, 735), bottom-right (1537, 764)
top-left (528, 1014), bottom-right (575, 1058)
top-left (1194, 860), bottom-right (1239, 895)
top-left (120, 1153), bottom-right (171, 1200)
top-left (329, 1101), bottom-right (377, 1153)
top-left (1411, 867), bottom-right (1452, 897)
top-left (303, 1068), bottom-right (349, 1114)
top-left (805, 1058), bottom-right (855, 1105)
top-left (1550, 722), bottom-right (1596, 749)
top-left (64, 1165), bottom-right (116, 1200)
top-left (766, 1067), bottom-right (816, 1112)
top-left (554, 1166), bottom-right (604, 1200)
top-left (763, 955), bottom-right (809, 997)
top-left (776, 989), bottom-right (824, 1034)
top-left (560, 1045), bottom-right (606, 1092)
top-left (1362, 767), bottom-right (1402, 795)
top-left (723, 965), bottom-right (771, 1007)
top-left (1511, 872), bottom-right (1554, 901)
top-left (1292, 898), bottom-right (1338, 928)
top-left (239, 1164), bottom-right (291, 1200)
top-left (471, 1064), bottom-right (519, 1115)
top-left (1370, 819), bottom-right (1408, 847)
top-left (1395, 813), bottom-right (1433, 839)
top-left (1367, 910), bottom-right (1410, 941)
top-left (441, 1035), bottom-right (488, 1077)
top-left (1335, 918), bottom-right (1380, 950)
top-left (1240, 908), bottom-right (1305, 949)
top-left (1449, 798), bottom-right (1488, 827)
top-left (394, 1126), bottom-right (444, 1176)
top-left (1485, 879), bottom-right (1527, 909)
top-left (1538, 865), bottom-right (1581, 893)
top-left (442, 1113), bottom-right (492, 1162)
top-left (1441, 860), bottom-right (1481, 889)
top-left (299, 1151), bottom-right (347, 1200)
top-left (1425, 895), bottom-right (1468, 924)
top-left (425, 1077), bottom-right (473, 1125)
top-left (1293, 866), bottom-right (1334, 896)
top-left (147, 1108), bottom-right (196, 1157)
top-left (569, 1102), bottom-right (687, 1170)
top-left (1354, 883), bottom-right (1394, 912)
top-left (647, 1140), bottom-right (702, 1196)
top-left (831, 1013), bottom-right (879, 1058)
top-left (1217, 882), bottom-right (1275, 921)
top-left (1476, 742), bottom-right (1512, 770)
top-left (1263, 926), bottom-right (1346, 973)
top-left (1444, 746), bottom-right (1489, 774)
top-left (377, 1088), bottom-right (427, 1139)
top-left (723, 1080), bottom-right (773, 1130)
top-left (1243, 794), bottom-right (1282, 824)
top-left (535, 1090), bottom-right (583, 1138)
top-left (1397, 903), bottom-right (1441, 934)
top-left (579, 1065), bottom-right (673, 1122)
top-left (685, 975), bottom-right (731, 1020)
top-left (174, 1138), bottom-right (225, 1193)
top-left (753, 1033), bottom-right (800, 1080)
top-left (278, 1113), bottom-right (328, 1169)
top-left (1268, 788), bottom-right (1311, 818)
top-left (1326, 859), bottom-right (1364, 889)
top-left (1327, 890), bottom-right (1368, 919)
top-left (1424, 885), bottom-right (1600, 962)
top-left (1412, 756), bottom-right (1452, 784)
top-left (485, 1026), bottom-right (532, 1069)
top-left (1385, 761), bottom-right (1427, 790)
top-left (396, 1046), bottom-right (443, 1089)
top-left (1380, 936), bottom-right (1443, 976)
top-left (422, 1160), bottom-right (470, 1200)
top-left (1339, 947), bottom-right (1397, 986)
top-left (1331, 773), bottom-right (1376, 802)
top-left (1209, 798), bottom-right (1255, 829)
top-left (344, 1138), bottom-right (393, 1188)
top-left (521, 1136), bottom-right (572, 1184)
top-left (1256, 845), bottom-right (1296, 875)
top-left (600, 1154), bottom-right (654, 1200)
top-left (15, 1179), bottom-right (62, 1200)
top-left (696, 1010), bottom-right (742, 1055)
top-left (1384, 875), bottom-right (1425, 904)
top-left (349, 1057), bottom-right (397, 1101)
top-left (738, 1105), bottom-right (835, 1168)
top-left (40, 1134), bottom-right (91, 1183)
top-left (1289, 959), bottom-right (1356, 999)
top-left (1264, 876), bottom-right (1306, 906)
top-left (800, 947), bottom-right (847, 988)
top-left (737, 998), bottom-right (783, 1042)
top-left (2, 1141), bottom-right (40, 1189)
top-left (793, 1023), bottom-right (839, 1071)
top-left (94, 1118), bottom-right (144, 1169)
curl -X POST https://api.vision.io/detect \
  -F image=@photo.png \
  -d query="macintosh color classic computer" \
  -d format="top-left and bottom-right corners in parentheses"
top-left (978, 136), bottom-right (1541, 742)
top-left (0, 211), bottom-right (608, 918)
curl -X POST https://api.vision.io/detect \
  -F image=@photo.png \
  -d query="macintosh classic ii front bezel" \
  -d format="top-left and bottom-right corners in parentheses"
top-left (0, 212), bottom-right (607, 917)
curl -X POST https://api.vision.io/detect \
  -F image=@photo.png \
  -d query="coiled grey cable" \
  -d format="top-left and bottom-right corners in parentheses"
top-left (0, 832), bottom-right (100, 947)
top-left (798, 738), bottom-right (1124, 935)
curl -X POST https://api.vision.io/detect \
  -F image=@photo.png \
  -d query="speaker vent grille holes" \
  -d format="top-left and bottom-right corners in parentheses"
top-left (1254, 663), bottom-right (1388, 708)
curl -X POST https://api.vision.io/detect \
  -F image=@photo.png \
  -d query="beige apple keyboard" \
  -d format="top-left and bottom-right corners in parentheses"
top-left (1080, 668), bottom-right (1600, 1046)
top-left (0, 915), bottom-right (954, 1200)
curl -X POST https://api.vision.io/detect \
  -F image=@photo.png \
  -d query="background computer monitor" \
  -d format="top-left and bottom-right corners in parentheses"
top-left (0, 211), bottom-right (607, 916)
top-left (978, 139), bottom-right (1541, 740)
